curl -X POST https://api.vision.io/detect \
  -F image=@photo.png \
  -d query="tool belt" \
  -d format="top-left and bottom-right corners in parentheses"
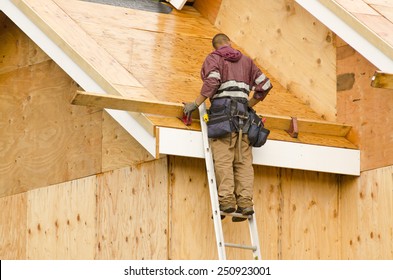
top-left (206, 97), bottom-right (249, 138)
top-left (207, 97), bottom-right (269, 147)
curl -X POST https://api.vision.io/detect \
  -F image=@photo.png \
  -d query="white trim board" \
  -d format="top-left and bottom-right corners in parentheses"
top-left (158, 127), bottom-right (360, 176)
top-left (0, 0), bottom-right (156, 156)
top-left (295, 0), bottom-right (393, 72)
top-left (167, 0), bottom-right (188, 10)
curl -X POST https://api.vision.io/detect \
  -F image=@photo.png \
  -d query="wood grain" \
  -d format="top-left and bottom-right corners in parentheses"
top-left (337, 43), bottom-right (393, 170)
top-left (0, 60), bottom-right (102, 197)
top-left (57, 0), bottom-right (349, 138)
top-left (193, 0), bottom-right (223, 24)
top-left (26, 176), bottom-right (97, 259)
top-left (216, 0), bottom-right (337, 121)
top-left (72, 90), bottom-right (188, 119)
top-left (169, 155), bottom-right (342, 259)
top-left (96, 161), bottom-right (168, 259)
top-left (340, 166), bottom-right (393, 259)
top-left (0, 193), bottom-right (27, 259)
top-left (13, 0), bottom-right (156, 136)
top-left (102, 112), bottom-right (155, 172)
top-left (280, 169), bottom-right (340, 259)
top-left (0, 12), bottom-right (50, 75)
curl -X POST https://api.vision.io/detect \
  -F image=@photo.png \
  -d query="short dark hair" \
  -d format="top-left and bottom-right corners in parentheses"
top-left (212, 33), bottom-right (230, 49)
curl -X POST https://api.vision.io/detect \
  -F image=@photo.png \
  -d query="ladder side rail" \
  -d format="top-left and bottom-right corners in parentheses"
top-left (248, 214), bottom-right (262, 260)
top-left (198, 103), bottom-right (227, 260)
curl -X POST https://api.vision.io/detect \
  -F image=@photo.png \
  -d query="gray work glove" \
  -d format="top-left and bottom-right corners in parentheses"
top-left (183, 102), bottom-right (198, 116)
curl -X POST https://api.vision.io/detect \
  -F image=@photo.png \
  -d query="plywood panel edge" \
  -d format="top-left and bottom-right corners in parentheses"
top-left (193, 0), bottom-right (223, 24)
top-left (0, 192), bottom-right (27, 259)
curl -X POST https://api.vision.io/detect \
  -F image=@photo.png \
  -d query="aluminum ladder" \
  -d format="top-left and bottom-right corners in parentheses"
top-left (198, 102), bottom-right (262, 260)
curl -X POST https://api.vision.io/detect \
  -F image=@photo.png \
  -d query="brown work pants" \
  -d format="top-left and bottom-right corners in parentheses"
top-left (210, 132), bottom-right (254, 208)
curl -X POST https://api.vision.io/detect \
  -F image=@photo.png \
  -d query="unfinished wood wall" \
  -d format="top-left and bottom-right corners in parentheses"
top-left (336, 37), bottom-right (393, 171)
top-left (215, 0), bottom-right (337, 121)
top-left (169, 156), bottom-right (341, 259)
top-left (0, 13), bottom-right (153, 197)
top-left (340, 166), bottom-right (393, 259)
top-left (1, 155), bottom-right (342, 260)
top-left (335, 37), bottom-right (393, 259)
top-left (0, 160), bottom-right (168, 260)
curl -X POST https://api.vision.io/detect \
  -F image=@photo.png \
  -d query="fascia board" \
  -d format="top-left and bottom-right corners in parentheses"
top-left (158, 127), bottom-right (360, 176)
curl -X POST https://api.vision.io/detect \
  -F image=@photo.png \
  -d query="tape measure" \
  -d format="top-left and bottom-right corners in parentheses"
top-left (203, 113), bottom-right (209, 123)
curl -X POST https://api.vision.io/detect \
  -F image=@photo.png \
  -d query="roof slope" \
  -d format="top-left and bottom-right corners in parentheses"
top-left (0, 0), bottom-right (360, 175)
top-left (296, 0), bottom-right (393, 72)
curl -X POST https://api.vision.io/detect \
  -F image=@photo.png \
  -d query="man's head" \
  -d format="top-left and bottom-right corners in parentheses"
top-left (212, 33), bottom-right (231, 49)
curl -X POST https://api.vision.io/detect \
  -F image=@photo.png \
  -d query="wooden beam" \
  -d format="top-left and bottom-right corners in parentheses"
top-left (371, 71), bottom-right (393, 90)
top-left (263, 114), bottom-right (351, 137)
top-left (72, 90), bottom-right (199, 118)
top-left (73, 90), bottom-right (353, 139)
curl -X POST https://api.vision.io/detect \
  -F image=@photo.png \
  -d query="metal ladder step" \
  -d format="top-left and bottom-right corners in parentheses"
top-left (224, 243), bottom-right (258, 251)
top-left (220, 211), bottom-right (252, 219)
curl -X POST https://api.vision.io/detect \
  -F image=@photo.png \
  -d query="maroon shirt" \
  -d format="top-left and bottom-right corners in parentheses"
top-left (200, 45), bottom-right (272, 100)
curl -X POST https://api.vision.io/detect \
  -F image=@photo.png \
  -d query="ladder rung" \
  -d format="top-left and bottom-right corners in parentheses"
top-left (220, 211), bottom-right (252, 219)
top-left (225, 243), bottom-right (257, 251)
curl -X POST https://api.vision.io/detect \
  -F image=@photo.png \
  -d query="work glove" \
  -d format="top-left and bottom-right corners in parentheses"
top-left (183, 102), bottom-right (198, 116)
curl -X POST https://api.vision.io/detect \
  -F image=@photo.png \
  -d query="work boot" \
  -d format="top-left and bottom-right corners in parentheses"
top-left (232, 206), bottom-right (254, 222)
top-left (220, 204), bottom-right (236, 213)
top-left (219, 204), bottom-right (236, 220)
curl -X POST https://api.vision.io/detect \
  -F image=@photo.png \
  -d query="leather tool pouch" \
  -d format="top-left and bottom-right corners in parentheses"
top-left (247, 108), bottom-right (270, 147)
top-left (206, 98), bottom-right (232, 138)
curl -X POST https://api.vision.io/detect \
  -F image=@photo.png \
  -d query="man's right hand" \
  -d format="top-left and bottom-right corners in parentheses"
top-left (183, 102), bottom-right (198, 116)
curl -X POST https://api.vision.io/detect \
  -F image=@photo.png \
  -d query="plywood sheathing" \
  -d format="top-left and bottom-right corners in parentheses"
top-left (168, 156), bottom-right (340, 259)
top-left (0, 14), bottom-right (157, 197)
top-left (336, 38), bottom-right (393, 171)
top-left (0, 59), bottom-right (102, 197)
top-left (96, 160), bottom-right (168, 259)
top-left (0, 12), bottom-right (50, 75)
top-left (193, 0), bottom-right (222, 24)
top-left (12, 0), bottom-right (156, 134)
top-left (26, 176), bottom-right (97, 259)
top-left (102, 112), bottom-right (155, 173)
top-left (58, 0), bottom-right (322, 117)
top-left (0, 161), bottom-right (168, 260)
top-left (0, 192), bottom-right (27, 259)
top-left (340, 165), bottom-right (393, 259)
top-left (56, 0), bottom-right (355, 149)
top-left (216, 0), bottom-right (337, 121)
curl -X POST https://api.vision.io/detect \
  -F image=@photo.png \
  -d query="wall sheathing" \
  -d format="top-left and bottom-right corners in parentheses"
top-left (336, 37), bottom-right (393, 259)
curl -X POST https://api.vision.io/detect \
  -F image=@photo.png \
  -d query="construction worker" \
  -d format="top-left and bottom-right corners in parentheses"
top-left (184, 33), bottom-right (272, 222)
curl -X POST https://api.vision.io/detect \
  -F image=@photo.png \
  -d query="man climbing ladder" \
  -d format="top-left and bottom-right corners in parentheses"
top-left (184, 33), bottom-right (272, 221)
